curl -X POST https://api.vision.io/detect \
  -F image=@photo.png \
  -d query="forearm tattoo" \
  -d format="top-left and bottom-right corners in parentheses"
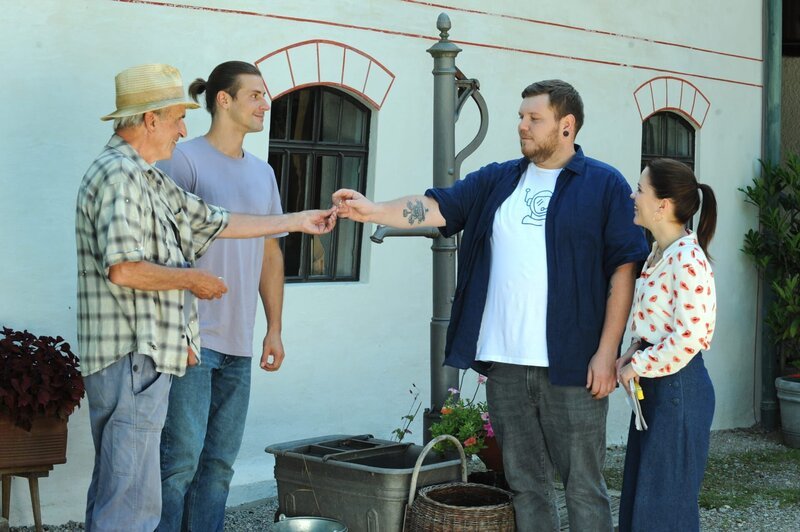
top-left (403, 200), bottom-right (429, 225)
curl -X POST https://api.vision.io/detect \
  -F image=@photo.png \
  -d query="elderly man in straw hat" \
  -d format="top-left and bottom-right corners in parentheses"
top-left (75, 63), bottom-right (336, 532)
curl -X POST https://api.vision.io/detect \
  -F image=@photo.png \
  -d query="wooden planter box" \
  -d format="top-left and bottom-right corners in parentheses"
top-left (0, 416), bottom-right (67, 469)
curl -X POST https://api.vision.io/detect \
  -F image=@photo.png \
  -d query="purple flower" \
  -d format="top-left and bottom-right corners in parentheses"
top-left (448, 387), bottom-right (460, 394)
top-left (477, 375), bottom-right (488, 384)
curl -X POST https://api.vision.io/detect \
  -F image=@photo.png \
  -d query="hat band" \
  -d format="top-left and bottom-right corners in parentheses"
top-left (116, 85), bottom-right (186, 109)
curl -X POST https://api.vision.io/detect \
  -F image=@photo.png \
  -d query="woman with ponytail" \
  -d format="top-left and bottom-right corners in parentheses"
top-left (616, 158), bottom-right (717, 532)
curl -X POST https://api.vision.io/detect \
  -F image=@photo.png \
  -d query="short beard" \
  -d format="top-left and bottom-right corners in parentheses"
top-left (521, 125), bottom-right (559, 164)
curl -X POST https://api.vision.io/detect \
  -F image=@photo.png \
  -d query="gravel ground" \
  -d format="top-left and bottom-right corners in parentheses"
top-left (699, 428), bottom-right (800, 531)
top-left (8, 427), bottom-right (799, 531)
top-left (605, 427), bottom-right (800, 532)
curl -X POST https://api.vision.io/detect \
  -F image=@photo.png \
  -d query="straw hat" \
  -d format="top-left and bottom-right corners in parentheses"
top-left (101, 63), bottom-right (200, 121)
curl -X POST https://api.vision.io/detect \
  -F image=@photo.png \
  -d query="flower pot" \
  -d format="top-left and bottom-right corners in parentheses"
top-left (0, 415), bottom-right (68, 468)
top-left (775, 375), bottom-right (800, 448)
top-left (467, 470), bottom-right (509, 491)
top-left (478, 436), bottom-right (504, 472)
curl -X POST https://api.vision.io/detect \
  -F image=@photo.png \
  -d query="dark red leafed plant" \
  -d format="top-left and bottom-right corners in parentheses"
top-left (0, 326), bottom-right (85, 431)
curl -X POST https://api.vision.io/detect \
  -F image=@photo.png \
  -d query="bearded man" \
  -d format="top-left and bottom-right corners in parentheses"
top-left (332, 80), bottom-right (648, 531)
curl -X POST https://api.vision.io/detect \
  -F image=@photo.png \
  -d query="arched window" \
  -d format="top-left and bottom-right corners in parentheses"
top-left (641, 111), bottom-right (695, 170)
top-left (268, 87), bottom-right (370, 282)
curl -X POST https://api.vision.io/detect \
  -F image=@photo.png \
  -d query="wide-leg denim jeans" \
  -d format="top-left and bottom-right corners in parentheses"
top-left (487, 363), bottom-right (613, 532)
top-left (158, 348), bottom-right (251, 532)
top-left (618, 354), bottom-right (714, 532)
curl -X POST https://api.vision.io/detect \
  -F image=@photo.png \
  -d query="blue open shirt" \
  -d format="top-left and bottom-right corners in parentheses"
top-left (425, 146), bottom-right (649, 386)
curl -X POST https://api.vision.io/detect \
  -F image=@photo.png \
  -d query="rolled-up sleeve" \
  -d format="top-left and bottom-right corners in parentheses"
top-left (426, 165), bottom-right (489, 237)
top-left (95, 175), bottom-right (146, 272)
top-left (603, 175), bottom-right (649, 277)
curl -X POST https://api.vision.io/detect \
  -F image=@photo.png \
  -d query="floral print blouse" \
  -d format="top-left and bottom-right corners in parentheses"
top-left (629, 232), bottom-right (716, 378)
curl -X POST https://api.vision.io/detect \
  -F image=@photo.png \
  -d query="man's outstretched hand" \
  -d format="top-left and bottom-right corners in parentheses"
top-left (332, 189), bottom-right (374, 223)
top-left (296, 207), bottom-right (338, 234)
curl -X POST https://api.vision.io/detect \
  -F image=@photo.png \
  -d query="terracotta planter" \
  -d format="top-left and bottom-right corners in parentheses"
top-left (478, 436), bottom-right (504, 472)
top-left (0, 416), bottom-right (68, 469)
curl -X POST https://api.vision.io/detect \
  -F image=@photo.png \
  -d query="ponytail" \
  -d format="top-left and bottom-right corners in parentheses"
top-left (646, 158), bottom-right (718, 260)
top-left (188, 78), bottom-right (207, 105)
top-left (696, 183), bottom-right (717, 259)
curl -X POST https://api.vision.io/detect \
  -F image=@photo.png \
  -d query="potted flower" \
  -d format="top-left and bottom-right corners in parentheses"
top-left (741, 154), bottom-right (800, 447)
top-left (391, 383), bottom-right (423, 443)
top-left (429, 374), bottom-right (500, 468)
top-left (0, 326), bottom-right (86, 467)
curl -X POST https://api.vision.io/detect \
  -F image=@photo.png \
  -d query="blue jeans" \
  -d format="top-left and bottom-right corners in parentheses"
top-left (486, 363), bottom-right (613, 532)
top-left (84, 353), bottom-right (172, 532)
top-left (158, 348), bottom-right (252, 532)
top-left (618, 354), bottom-right (714, 532)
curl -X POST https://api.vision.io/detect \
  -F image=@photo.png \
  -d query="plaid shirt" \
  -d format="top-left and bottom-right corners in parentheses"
top-left (75, 135), bottom-right (229, 377)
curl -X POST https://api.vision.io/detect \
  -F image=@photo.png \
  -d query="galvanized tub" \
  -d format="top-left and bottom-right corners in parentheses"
top-left (265, 434), bottom-right (463, 532)
top-left (273, 514), bottom-right (348, 532)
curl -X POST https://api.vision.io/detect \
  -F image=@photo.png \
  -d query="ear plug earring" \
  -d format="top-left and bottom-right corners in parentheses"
top-left (563, 131), bottom-right (569, 137)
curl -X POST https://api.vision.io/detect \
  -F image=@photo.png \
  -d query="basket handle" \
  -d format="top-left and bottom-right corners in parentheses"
top-left (407, 434), bottom-right (467, 506)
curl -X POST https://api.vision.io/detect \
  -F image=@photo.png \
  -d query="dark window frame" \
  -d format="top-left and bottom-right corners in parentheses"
top-left (268, 86), bottom-right (370, 282)
top-left (785, 0), bottom-right (800, 56)
top-left (641, 111), bottom-right (696, 171)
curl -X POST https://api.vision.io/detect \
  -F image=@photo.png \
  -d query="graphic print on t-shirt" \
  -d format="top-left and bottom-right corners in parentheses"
top-left (522, 187), bottom-right (552, 226)
top-left (476, 163), bottom-right (560, 367)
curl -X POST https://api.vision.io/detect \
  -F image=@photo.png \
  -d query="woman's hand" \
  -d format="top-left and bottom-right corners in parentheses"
top-left (618, 362), bottom-right (640, 393)
top-left (615, 341), bottom-right (640, 375)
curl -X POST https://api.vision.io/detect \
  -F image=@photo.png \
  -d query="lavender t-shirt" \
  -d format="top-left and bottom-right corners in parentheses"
top-left (158, 136), bottom-right (285, 357)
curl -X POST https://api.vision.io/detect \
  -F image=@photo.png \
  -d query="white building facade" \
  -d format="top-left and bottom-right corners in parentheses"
top-left (0, 0), bottom-right (765, 525)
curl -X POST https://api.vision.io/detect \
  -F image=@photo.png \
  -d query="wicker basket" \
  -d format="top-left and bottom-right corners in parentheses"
top-left (403, 435), bottom-right (515, 531)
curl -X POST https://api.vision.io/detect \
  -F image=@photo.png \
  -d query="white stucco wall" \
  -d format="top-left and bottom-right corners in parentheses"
top-left (0, 0), bottom-right (764, 526)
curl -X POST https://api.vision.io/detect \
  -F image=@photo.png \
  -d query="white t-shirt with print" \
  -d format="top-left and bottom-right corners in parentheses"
top-left (476, 162), bottom-right (560, 366)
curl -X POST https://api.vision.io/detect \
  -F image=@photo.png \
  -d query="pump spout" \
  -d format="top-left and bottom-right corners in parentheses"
top-left (370, 225), bottom-right (440, 244)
